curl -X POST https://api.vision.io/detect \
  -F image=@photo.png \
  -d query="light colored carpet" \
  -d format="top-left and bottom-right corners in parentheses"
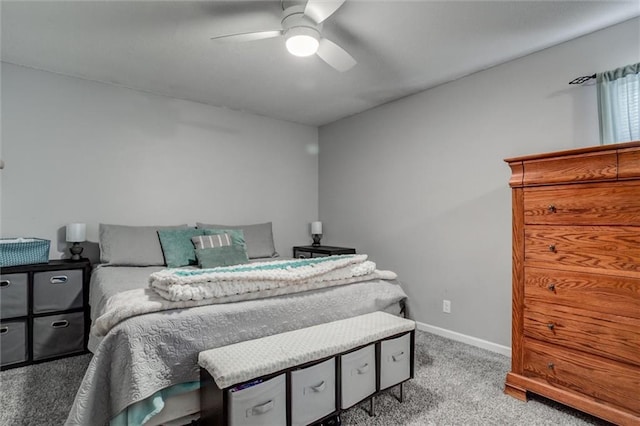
top-left (1, 352), bottom-right (91, 426)
top-left (0, 330), bottom-right (611, 425)
top-left (341, 330), bottom-right (610, 425)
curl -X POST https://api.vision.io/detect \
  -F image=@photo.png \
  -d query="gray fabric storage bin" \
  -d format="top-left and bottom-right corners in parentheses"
top-left (380, 333), bottom-right (411, 390)
top-left (0, 319), bottom-right (28, 366)
top-left (228, 374), bottom-right (286, 426)
top-left (290, 358), bottom-right (336, 426)
top-left (33, 311), bottom-right (84, 360)
top-left (0, 273), bottom-right (28, 319)
top-left (340, 344), bottom-right (376, 409)
top-left (33, 269), bottom-right (82, 314)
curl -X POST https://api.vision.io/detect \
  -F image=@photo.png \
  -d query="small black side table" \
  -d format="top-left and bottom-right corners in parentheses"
top-left (293, 245), bottom-right (356, 258)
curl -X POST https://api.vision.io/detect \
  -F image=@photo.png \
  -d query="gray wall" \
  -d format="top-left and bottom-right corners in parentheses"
top-left (318, 18), bottom-right (640, 348)
top-left (1, 63), bottom-right (318, 261)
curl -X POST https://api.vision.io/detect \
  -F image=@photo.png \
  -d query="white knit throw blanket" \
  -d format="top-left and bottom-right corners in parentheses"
top-left (149, 254), bottom-right (395, 302)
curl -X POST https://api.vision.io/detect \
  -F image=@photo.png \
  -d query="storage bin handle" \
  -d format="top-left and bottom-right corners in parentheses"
top-left (246, 399), bottom-right (274, 417)
top-left (307, 381), bottom-right (326, 393)
top-left (356, 363), bottom-right (370, 375)
top-left (51, 320), bottom-right (69, 328)
top-left (0, 280), bottom-right (10, 288)
top-left (0, 326), bottom-right (8, 334)
top-left (50, 275), bottom-right (68, 284)
top-left (391, 351), bottom-right (406, 362)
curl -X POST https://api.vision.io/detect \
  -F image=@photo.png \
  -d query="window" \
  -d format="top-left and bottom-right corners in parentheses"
top-left (597, 63), bottom-right (640, 145)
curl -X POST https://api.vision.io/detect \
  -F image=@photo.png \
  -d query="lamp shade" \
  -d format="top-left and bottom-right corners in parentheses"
top-left (66, 223), bottom-right (86, 242)
top-left (311, 221), bottom-right (322, 234)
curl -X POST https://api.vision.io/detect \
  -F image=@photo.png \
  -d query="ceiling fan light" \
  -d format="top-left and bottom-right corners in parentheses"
top-left (285, 27), bottom-right (319, 57)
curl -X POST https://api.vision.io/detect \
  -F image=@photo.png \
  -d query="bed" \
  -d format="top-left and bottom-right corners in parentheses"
top-left (65, 224), bottom-right (408, 426)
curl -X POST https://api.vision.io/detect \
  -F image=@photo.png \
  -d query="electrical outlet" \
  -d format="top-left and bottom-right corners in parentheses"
top-left (443, 299), bottom-right (451, 314)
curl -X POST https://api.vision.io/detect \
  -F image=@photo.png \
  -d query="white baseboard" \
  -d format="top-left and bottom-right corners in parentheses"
top-left (415, 321), bottom-right (512, 358)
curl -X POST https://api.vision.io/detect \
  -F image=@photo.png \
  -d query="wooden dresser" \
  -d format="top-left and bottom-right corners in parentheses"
top-left (504, 141), bottom-right (640, 425)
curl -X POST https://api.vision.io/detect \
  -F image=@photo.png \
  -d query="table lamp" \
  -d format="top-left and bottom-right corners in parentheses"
top-left (66, 223), bottom-right (86, 261)
top-left (311, 221), bottom-right (322, 246)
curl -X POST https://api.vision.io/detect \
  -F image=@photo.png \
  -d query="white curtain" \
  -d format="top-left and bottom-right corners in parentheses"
top-left (597, 63), bottom-right (640, 145)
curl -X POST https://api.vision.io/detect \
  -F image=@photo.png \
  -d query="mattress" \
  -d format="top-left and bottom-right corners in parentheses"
top-left (67, 264), bottom-right (407, 425)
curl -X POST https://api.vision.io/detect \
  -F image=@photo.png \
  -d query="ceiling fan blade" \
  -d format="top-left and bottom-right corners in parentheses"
top-left (316, 38), bottom-right (356, 72)
top-left (210, 30), bottom-right (282, 43)
top-left (304, 0), bottom-right (346, 24)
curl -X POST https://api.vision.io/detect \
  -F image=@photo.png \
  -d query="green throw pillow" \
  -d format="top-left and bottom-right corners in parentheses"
top-left (158, 228), bottom-right (206, 268)
top-left (195, 245), bottom-right (250, 268)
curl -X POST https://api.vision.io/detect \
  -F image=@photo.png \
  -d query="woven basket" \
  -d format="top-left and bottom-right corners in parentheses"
top-left (0, 238), bottom-right (50, 267)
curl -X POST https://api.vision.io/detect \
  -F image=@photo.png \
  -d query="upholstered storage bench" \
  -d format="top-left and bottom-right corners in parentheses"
top-left (199, 311), bottom-right (416, 426)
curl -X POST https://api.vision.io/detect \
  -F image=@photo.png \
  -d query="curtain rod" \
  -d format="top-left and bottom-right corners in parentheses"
top-left (569, 74), bottom-right (596, 85)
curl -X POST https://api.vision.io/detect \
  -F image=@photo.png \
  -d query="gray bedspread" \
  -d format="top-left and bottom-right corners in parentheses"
top-left (66, 265), bottom-right (407, 425)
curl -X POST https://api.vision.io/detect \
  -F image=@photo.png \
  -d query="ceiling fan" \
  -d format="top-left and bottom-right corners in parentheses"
top-left (210, 0), bottom-right (356, 72)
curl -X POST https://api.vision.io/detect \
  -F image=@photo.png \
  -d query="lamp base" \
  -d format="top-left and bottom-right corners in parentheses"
top-left (312, 234), bottom-right (322, 247)
top-left (70, 242), bottom-right (84, 261)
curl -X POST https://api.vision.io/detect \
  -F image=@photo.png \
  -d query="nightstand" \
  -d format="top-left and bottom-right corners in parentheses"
top-left (293, 245), bottom-right (356, 258)
top-left (0, 259), bottom-right (91, 370)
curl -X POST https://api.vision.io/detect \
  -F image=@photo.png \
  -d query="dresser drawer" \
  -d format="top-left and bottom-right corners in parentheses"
top-left (524, 301), bottom-right (640, 366)
top-left (0, 319), bottom-right (27, 367)
top-left (524, 225), bottom-right (640, 275)
top-left (340, 344), bottom-right (376, 409)
top-left (0, 273), bottom-right (28, 319)
top-left (619, 146), bottom-right (640, 179)
top-left (290, 358), bottom-right (336, 426)
top-left (525, 267), bottom-right (640, 319)
top-left (33, 269), bottom-right (83, 313)
top-left (522, 151), bottom-right (617, 186)
top-left (228, 374), bottom-right (286, 426)
top-left (33, 311), bottom-right (85, 360)
top-left (523, 338), bottom-right (640, 415)
top-left (523, 181), bottom-right (640, 225)
top-left (380, 333), bottom-right (411, 390)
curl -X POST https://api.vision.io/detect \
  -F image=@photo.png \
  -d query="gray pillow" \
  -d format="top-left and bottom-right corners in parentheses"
top-left (195, 222), bottom-right (278, 259)
top-left (99, 223), bottom-right (188, 266)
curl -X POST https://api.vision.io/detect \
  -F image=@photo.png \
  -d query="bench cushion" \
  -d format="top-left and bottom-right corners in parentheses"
top-left (199, 311), bottom-right (415, 389)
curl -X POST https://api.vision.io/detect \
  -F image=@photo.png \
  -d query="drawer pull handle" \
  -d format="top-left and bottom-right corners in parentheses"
top-left (305, 381), bottom-right (326, 394)
top-left (391, 351), bottom-right (406, 362)
top-left (311, 381), bottom-right (326, 392)
top-left (50, 275), bottom-right (68, 284)
top-left (0, 280), bottom-right (10, 288)
top-left (356, 363), bottom-right (370, 375)
top-left (0, 326), bottom-right (8, 334)
top-left (547, 323), bottom-right (555, 330)
top-left (51, 320), bottom-right (69, 328)
top-left (547, 363), bottom-right (554, 370)
top-left (548, 244), bottom-right (556, 253)
top-left (547, 283), bottom-right (556, 291)
top-left (547, 205), bottom-right (556, 213)
top-left (246, 399), bottom-right (274, 417)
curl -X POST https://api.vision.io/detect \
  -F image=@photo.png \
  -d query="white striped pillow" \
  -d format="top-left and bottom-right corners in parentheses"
top-left (191, 233), bottom-right (233, 249)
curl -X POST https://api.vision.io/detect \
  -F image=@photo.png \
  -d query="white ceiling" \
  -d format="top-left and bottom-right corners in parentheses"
top-left (2, 1), bottom-right (639, 126)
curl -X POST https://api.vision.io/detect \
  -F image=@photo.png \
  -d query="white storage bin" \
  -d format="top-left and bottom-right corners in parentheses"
top-left (228, 374), bottom-right (286, 426)
top-left (380, 333), bottom-right (411, 390)
top-left (291, 358), bottom-right (336, 426)
top-left (340, 345), bottom-right (376, 409)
